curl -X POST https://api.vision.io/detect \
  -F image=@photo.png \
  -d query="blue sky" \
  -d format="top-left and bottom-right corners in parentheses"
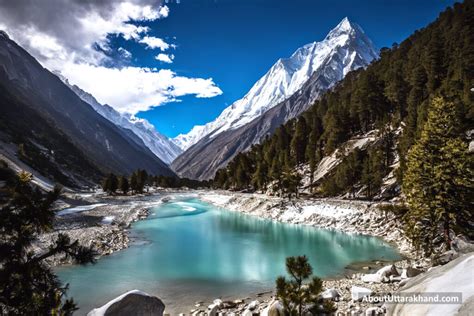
top-left (0, 0), bottom-right (457, 138)
top-left (128, 0), bottom-right (456, 138)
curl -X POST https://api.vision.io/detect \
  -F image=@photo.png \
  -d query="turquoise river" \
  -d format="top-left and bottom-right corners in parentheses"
top-left (56, 195), bottom-right (400, 314)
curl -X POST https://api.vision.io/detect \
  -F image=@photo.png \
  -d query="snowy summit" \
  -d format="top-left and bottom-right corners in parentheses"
top-left (172, 17), bottom-right (378, 150)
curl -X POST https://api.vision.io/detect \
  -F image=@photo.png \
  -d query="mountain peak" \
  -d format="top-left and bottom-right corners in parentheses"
top-left (172, 18), bottom-right (378, 151)
top-left (325, 17), bottom-right (365, 40)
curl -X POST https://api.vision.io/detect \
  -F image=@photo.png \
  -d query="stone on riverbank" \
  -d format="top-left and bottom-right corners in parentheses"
top-left (87, 290), bottom-right (165, 316)
top-left (351, 286), bottom-right (372, 301)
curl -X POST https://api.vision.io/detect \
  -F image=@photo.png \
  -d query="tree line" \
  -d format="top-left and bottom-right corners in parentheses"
top-left (102, 169), bottom-right (210, 195)
top-left (212, 1), bottom-right (473, 255)
top-left (213, 1), bottom-right (472, 198)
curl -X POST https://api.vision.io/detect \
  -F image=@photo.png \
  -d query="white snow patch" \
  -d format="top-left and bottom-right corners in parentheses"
top-left (200, 193), bottom-right (233, 206)
top-left (301, 204), bottom-right (354, 219)
top-left (57, 203), bottom-right (107, 216)
top-left (101, 215), bottom-right (115, 224)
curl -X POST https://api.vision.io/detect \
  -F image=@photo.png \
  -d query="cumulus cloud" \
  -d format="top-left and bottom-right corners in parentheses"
top-left (0, 0), bottom-right (222, 114)
top-left (139, 36), bottom-right (171, 51)
top-left (61, 63), bottom-right (222, 114)
top-left (155, 53), bottom-right (174, 63)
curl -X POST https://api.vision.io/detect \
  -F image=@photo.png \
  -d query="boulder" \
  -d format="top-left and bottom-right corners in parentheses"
top-left (386, 253), bottom-right (474, 316)
top-left (320, 288), bottom-right (341, 301)
top-left (361, 264), bottom-right (398, 283)
top-left (405, 267), bottom-right (422, 278)
top-left (365, 307), bottom-right (384, 316)
top-left (208, 304), bottom-right (219, 316)
top-left (433, 249), bottom-right (459, 265)
top-left (351, 286), bottom-right (372, 301)
top-left (213, 299), bottom-right (223, 308)
top-left (88, 290), bottom-right (165, 316)
top-left (242, 309), bottom-right (253, 316)
top-left (247, 300), bottom-right (260, 310)
top-left (261, 299), bottom-right (284, 316)
top-left (398, 278), bottom-right (410, 287)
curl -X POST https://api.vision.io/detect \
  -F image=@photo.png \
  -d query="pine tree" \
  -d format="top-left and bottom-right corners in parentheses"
top-left (118, 176), bottom-right (129, 195)
top-left (290, 117), bottom-right (308, 165)
top-left (130, 172), bottom-right (138, 194)
top-left (276, 256), bottom-right (332, 316)
top-left (102, 173), bottom-right (118, 194)
top-left (0, 168), bottom-right (95, 314)
top-left (403, 97), bottom-right (473, 254)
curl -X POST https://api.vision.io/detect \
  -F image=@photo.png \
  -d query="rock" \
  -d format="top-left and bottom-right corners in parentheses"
top-left (222, 300), bottom-right (237, 309)
top-left (405, 267), bottom-right (422, 278)
top-left (320, 288), bottom-right (341, 301)
top-left (88, 290), bottom-right (165, 316)
top-left (208, 304), bottom-right (219, 316)
top-left (247, 300), bottom-right (260, 310)
top-left (361, 264), bottom-right (398, 283)
top-left (433, 249), bottom-right (459, 265)
top-left (261, 299), bottom-right (284, 316)
top-left (365, 307), bottom-right (384, 316)
top-left (242, 309), bottom-right (253, 316)
top-left (233, 299), bottom-right (244, 305)
top-left (389, 275), bottom-right (402, 283)
top-left (213, 299), bottom-right (223, 308)
top-left (398, 278), bottom-right (410, 287)
top-left (361, 273), bottom-right (381, 283)
top-left (351, 286), bottom-right (372, 301)
top-left (386, 253), bottom-right (474, 316)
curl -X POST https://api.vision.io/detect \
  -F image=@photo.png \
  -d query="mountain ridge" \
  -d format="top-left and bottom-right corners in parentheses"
top-left (172, 17), bottom-right (378, 151)
top-left (0, 32), bottom-right (175, 186)
top-left (172, 17), bottom-right (378, 179)
top-left (55, 73), bottom-right (182, 164)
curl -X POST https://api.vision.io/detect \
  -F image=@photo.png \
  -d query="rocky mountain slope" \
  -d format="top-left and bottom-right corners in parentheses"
top-left (0, 31), bottom-right (175, 186)
top-left (57, 75), bottom-right (182, 164)
top-left (172, 18), bottom-right (377, 179)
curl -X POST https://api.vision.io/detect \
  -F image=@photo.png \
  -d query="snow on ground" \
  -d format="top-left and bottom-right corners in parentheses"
top-left (200, 193), bottom-right (233, 206)
top-left (87, 290), bottom-right (151, 316)
top-left (101, 216), bottom-right (115, 225)
top-left (301, 203), bottom-right (355, 219)
top-left (57, 203), bottom-right (108, 216)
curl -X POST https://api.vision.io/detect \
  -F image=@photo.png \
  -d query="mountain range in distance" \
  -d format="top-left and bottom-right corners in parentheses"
top-left (0, 17), bottom-right (379, 185)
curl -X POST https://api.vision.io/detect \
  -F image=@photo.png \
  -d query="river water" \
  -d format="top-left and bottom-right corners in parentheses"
top-left (57, 195), bottom-right (400, 314)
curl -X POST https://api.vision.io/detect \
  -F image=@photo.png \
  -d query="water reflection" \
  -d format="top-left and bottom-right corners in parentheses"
top-left (57, 196), bottom-right (399, 314)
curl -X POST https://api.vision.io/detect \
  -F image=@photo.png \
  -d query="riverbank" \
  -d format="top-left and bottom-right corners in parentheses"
top-left (199, 190), bottom-right (415, 258)
top-left (41, 189), bottom-right (472, 315)
top-left (34, 191), bottom-right (167, 266)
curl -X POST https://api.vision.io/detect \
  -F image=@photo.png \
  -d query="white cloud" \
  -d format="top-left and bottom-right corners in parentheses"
top-left (155, 53), bottom-right (174, 63)
top-left (118, 47), bottom-right (132, 59)
top-left (139, 36), bottom-right (170, 51)
top-left (61, 63), bottom-right (222, 114)
top-left (0, 0), bottom-right (223, 116)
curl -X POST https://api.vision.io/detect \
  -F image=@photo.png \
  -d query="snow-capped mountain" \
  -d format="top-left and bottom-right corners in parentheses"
top-left (56, 74), bottom-right (182, 164)
top-left (173, 17), bottom-right (378, 151)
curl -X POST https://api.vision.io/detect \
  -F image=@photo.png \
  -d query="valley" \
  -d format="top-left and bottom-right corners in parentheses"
top-left (0, 1), bottom-right (472, 315)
